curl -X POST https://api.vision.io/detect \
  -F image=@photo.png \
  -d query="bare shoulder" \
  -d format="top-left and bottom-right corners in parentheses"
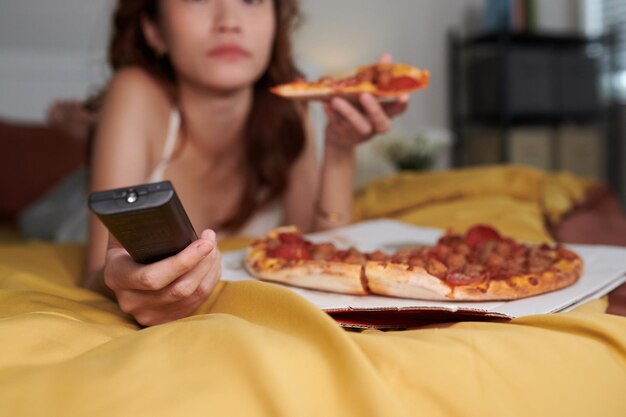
top-left (104, 67), bottom-right (171, 117)
top-left (109, 67), bottom-right (166, 95)
top-left (98, 67), bottom-right (173, 141)
top-left (92, 68), bottom-right (174, 182)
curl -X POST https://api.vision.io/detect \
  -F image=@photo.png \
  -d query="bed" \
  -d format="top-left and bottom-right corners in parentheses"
top-left (2, 120), bottom-right (626, 416)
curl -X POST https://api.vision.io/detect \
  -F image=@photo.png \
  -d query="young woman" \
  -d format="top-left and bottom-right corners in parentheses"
top-left (85, 0), bottom-right (409, 325)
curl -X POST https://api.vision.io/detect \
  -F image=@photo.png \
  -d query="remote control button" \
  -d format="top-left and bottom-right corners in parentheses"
top-left (126, 191), bottom-right (138, 203)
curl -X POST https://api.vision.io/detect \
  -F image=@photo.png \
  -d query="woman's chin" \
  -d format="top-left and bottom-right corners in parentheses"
top-left (207, 81), bottom-right (253, 96)
top-left (200, 74), bottom-right (258, 94)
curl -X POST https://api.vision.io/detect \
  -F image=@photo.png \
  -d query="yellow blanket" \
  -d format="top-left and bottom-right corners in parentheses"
top-left (354, 164), bottom-right (594, 242)
top-left (2, 166), bottom-right (625, 416)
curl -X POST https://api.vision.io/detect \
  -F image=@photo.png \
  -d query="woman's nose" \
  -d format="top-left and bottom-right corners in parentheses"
top-left (214, 0), bottom-right (242, 33)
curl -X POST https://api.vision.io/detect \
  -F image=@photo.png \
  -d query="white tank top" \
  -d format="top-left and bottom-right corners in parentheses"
top-left (147, 109), bottom-right (282, 237)
top-left (147, 109), bottom-right (181, 183)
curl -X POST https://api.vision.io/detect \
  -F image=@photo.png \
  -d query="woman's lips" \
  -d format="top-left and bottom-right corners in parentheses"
top-left (208, 44), bottom-right (251, 59)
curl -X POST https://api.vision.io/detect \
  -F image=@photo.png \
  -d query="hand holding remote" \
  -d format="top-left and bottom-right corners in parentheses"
top-left (104, 229), bottom-right (221, 326)
top-left (89, 181), bottom-right (222, 325)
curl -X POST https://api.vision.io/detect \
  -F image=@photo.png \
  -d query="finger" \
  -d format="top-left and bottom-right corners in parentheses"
top-left (382, 94), bottom-right (410, 118)
top-left (330, 97), bottom-right (372, 137)
top-left (148, 242), bottom-right (221, 304)
top-left (360, 93), bottom-right (391, 134)
top-left (378, 52), bottom-right (393, 65)
top-left (103, 233), bottom-right (136, 290)
top-left (194, 251), bottom-right (222, 298)
top-left (107, 232), bottom-right (124, 250)
top-left (114, 231), bottom-right (215, 291)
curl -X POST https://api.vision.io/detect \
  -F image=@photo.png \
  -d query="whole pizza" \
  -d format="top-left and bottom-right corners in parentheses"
top-left (271, 62), bottom-right (430, 100)
top-left (245, 225), bottom-right (583, 301)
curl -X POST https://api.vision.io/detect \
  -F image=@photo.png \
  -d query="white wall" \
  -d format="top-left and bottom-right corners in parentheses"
top-left (0, 0), bottom-right (485, 127)
top-left (0, 0), bottom-right (114, 121)
top-left (0, 0), bottom-right (581, 130)
top-left (0, 0), bottom-right (113, 50)
top-left (0, 48), bottom-right (109, 121)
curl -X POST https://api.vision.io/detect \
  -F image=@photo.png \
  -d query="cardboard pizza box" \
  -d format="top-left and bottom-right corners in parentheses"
top-left (221, 220), bottom-right (626, 329)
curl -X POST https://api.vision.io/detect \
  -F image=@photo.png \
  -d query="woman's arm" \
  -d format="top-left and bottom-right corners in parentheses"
top-left (314, 92), bottom-right (408, 231)
top-left (284, 55), bottom-right (409, 232)
top-left (282, 112), bottom-right (319, 232)
top-left (86, 68), bottom-right (166, 278)
top-left (283, 95), bottom-right (408, 232)
top-left (83, 68), bottom-right (222, 326)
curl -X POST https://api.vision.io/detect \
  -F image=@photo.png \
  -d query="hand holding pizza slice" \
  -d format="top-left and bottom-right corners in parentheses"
top-left (245, 225), bottom-right (583, 301)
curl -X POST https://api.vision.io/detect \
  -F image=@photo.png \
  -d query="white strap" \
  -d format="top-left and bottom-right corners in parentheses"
top-left (147, 109), bottom-right (181, 183)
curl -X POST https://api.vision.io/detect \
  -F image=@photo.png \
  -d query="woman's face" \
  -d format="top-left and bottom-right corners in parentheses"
top-left (147, 0), bottom-right (276, 93)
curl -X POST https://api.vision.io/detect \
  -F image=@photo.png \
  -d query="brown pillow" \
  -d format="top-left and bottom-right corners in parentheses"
top-left (0, 119), bottom-right (87, 222)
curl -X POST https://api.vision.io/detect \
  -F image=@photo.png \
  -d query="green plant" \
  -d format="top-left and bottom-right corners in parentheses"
top-left (377, 134), bottom-right (434, 172)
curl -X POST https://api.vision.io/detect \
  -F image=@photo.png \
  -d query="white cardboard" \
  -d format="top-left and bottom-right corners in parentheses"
top-left (221, 219), bottom-right (626, 319)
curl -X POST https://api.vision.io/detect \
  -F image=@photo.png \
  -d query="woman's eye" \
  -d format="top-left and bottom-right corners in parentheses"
top-left (242, 0), bottom-right (263, 5)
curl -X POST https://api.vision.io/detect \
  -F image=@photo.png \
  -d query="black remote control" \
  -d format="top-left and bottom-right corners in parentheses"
top-left (88, 181), bottom-right (197, 264)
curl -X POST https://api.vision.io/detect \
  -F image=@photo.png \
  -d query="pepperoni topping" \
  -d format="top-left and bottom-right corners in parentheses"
top-left (377, 76), bottom-right (421, 92)
top-left (268, 242), bottom-right (311, 261)
top-left (267, 233), bottom-right (313, 260)
top-left (465, 225), bottom-right (503, 247)
top-left (311, 243), bottom-right (336, 261)
top-left (278, 232), bottom-right (307, 244)
top-left (432, 244), bottom-right (452, 261)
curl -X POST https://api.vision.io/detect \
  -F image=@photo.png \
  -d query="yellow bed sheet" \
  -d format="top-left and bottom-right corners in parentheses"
top-left (354, 164), bottom-right (594, 242)
top-left (2, 166), bottom-right (626, 416)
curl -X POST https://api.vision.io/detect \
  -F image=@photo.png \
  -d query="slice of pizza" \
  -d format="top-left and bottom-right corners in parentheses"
top-left (245, 225), bottom-right (583, 302)
top-left (271, 62), bottom-right (430, 100)
top-left (365, 225), bottom-right (583, 301)
top-left (245, 226), bottom-right (368, 295)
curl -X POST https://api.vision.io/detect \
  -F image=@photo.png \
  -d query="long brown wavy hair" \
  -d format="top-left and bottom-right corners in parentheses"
top-left (107, 0), bottom-right (306, 231)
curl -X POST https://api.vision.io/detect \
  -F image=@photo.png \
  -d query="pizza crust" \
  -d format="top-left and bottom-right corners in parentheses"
top-left (270, 84), bottom-right (335, 100)
top-left (245, 256), bottom-right (366, 295)
top-left (365, 261), bottom-right (453, 300)
top-left (451, 257), bottom-right (583, 301)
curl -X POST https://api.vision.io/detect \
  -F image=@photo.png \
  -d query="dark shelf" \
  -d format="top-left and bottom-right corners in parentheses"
top-left (464, 30), bottom-right (607, 48)
top-left (449, 27), bottom-right (620, 191)
top-left (462, 112), bottom-right (605, 127)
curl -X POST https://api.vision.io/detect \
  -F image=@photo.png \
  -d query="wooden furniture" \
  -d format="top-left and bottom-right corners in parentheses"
top-left (448, 30), bottom-right (618, 185)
